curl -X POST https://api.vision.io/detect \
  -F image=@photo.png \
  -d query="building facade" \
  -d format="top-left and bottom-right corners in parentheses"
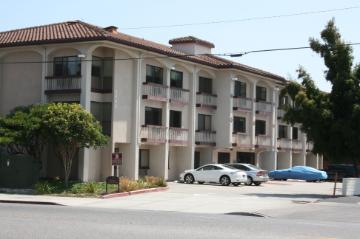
top-left (0, 21), bottom-right (322, 181)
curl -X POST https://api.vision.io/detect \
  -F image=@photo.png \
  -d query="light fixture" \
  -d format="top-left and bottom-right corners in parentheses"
top-left (77, 54), bottom-right (86, 58)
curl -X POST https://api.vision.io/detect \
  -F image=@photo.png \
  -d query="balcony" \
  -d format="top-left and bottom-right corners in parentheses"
top-left (169, 88), bottom-right (190, 105)
top-left (256, 101), bottom-right (272, 114)
top-left (169, 128), bottom-right (189, 146)
top-left (277, 138), bottom-right (292, 151)
top-left (195, 131), bottom-right (216, 146)
top-left (233, 97), bottom-right (252, 112)
top-left (292, 140), bottom-right (303, 151)
top-left (232, 133), bottom-right (252, 148)
top-left (255, 135), bottom-right (271, 148)
top-left (142, 82), bottom-right (167, 102)
top-left (196, 92), bottom-right (217, 109)
top-left (45, 76), bottom-right (81, 93)
top-left (140, 125), bottom-right (167, 144)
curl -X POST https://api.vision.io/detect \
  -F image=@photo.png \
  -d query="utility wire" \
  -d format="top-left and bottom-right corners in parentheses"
top-left (122, 6), bottom-right (360, 30)
top-left (0, 42), bottom-right (359, 65)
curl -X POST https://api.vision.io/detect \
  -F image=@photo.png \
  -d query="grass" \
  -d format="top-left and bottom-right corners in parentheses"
top-left (34, 176), bottom-right (167, 197)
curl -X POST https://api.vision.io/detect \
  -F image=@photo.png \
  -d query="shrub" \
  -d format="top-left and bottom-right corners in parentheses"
top-left (34, 181), bottom-right (56, 194)
top-left (144, 176), bottom-right (167, 187)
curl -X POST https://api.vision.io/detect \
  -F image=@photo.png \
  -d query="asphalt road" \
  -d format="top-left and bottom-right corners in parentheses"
top-left (0, 203), bottom-right (359, 239)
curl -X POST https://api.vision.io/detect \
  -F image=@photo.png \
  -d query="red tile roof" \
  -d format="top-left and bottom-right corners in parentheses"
top-left (169, 36), bottom-right (215, 48)
top-left (0, 20), bottom-right (285, 82)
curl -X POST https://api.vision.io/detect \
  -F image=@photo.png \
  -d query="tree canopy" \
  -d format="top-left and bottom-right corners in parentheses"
top-left (281, 19), bottom-right (360, 171)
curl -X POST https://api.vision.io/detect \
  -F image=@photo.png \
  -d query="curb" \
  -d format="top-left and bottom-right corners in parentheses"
top-left (0, 199), bottom-right (64, 206)
top-left (101, 187), bottom-right (169, 199)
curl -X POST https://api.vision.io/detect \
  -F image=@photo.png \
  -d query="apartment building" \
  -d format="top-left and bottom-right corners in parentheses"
top-left (0, 21), bottom-right (322, 181)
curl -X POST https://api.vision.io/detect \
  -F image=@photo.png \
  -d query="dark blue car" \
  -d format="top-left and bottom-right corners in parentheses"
top-left (269, 166), bottom-right (328, 181)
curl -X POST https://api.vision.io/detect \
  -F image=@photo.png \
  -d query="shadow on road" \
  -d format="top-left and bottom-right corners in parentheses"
top-left (245, 193), bottom-right (332, 199)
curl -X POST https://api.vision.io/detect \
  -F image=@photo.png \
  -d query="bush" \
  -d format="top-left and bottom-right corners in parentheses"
top-left (34, 181), bottom-right (56, 194)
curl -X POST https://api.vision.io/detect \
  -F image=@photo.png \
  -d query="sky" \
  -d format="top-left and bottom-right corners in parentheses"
top-left (1, 0), bottom-right (359, 92)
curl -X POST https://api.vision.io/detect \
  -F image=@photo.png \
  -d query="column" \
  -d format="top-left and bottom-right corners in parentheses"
top-left (162, 67), bottom-right (171, 180)
top-left (250, 80), bottom-right (258, 146)
top-left (301, 133), bottom-right (307, 166)
top-left (40, 49), bottom-right (48, 103)
top-left (187, 68), bottom-right (198, 169)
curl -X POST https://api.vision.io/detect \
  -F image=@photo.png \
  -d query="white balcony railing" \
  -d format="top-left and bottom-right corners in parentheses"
top-left (232, 133), bottom-right (251, 147)
top-left (195, 131), bottom-right (216, 145)
top-left (292, 140), bottom-right (303, 150)
top-left (255, 135), bottom-right (271, 147)
top-left (140, 125), bottom-right (167, 143)
top-left (256, 101), bottom-right (272, 113)
top-left (45, 77), bottom-right (81, 91)
top-left (170, 88), bottom-right (190, 104)
top-left (278, 138), bottom-right (292, 150)
top-left (142, 83), bottom-right (167, 101)
top-left (169, 128), bottom-right (189, 145)
top-left (233, 97), bottom-right (252, 111)
top-left (196, 93), bottom-right (217, 108)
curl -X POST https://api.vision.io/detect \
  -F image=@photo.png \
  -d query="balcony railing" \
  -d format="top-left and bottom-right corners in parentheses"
top-left (232, 133), bottom-right (252, 147)
top-left (140, 125), bottom-right (167, 144)
top-left (255, 135), bottom-right (271, 148)
top-left (196, 92), bottom-right (217, 109)
top-left (142, 82), bottom-right (167, 102)
top-left (169, 128), bottom-right (189, 145)
top-left (45, 76), bottom-right (81, 92)
top-left (170, 88), bottom-right (190, 104)
top-left (277, 138), bottom-right (292, 150)
top-left (292, 140), bottom-right (303, 151)
top-left (233, 97), bottom-right (252, 111)
top-left (256, 101), bottom-right (272, 113)
top-left (195, 131), bottom-right (216, 146)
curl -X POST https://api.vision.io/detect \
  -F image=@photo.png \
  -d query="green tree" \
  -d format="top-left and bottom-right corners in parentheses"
top-left (281, 19), bottom-right (360, 175)
top-left (0, 105), bottom-right (48, 164)
top-left (42, 103), bottom-right (108, 186)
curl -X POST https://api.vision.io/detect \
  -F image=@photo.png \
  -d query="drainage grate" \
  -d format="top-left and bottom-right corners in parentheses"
top-left (225, 212), bottom-right (265, 217)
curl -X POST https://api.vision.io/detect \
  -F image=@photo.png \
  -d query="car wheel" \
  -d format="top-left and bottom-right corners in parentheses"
top-left (220, 176), bottom-right (231, 186)
top-left (198, 181), bottom-right (205, 184)
top-left (254, 182), bottom-right (261, 186)
top-left (245, 176), bottom-right (253, 186)
top-left (184, 174), bottom-right (194, 184)
top-left (232, 183), bottom-right (240, 186)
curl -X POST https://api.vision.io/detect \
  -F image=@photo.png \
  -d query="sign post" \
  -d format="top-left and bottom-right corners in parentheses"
top-left (112, 152), bottom-right (122, 176)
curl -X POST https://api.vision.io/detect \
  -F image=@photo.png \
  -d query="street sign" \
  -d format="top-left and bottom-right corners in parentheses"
top-left (112, 152), bottom-right (122, 165)
top-left (106, 176), bottom-right (120, 193)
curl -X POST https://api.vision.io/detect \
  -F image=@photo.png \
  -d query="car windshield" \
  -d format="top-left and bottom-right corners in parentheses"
top-left (222, 165), bottom-right (237, 170)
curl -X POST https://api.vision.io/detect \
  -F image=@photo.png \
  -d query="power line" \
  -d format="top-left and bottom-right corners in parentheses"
top-left (0, 42), bottom-right (359, 65)
top-left (122, 6), bottom-right (360, 30)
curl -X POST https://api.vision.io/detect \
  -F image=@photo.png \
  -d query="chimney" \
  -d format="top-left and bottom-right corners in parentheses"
top-left (169, 36), bottom-right (215, 55)
top-left (104, 26), bottom-right (118, 34)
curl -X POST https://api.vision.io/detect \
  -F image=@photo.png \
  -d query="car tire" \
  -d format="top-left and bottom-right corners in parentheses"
top-left (232, 183), bottom-right (240, 186)
top-left (245, 176), bottom-right (253, 186)
top-left (198, 181), bottom-right (205, 184)
top-left (184, 174), bottom-right (194, 184)
top-left (254, 182), bottom-right (261, 186)
top-left (220, 175), bottom-right (231, 186)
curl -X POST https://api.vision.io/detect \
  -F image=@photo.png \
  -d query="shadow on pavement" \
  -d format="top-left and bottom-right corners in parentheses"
top-left (245, 193), bottom-right (332, 199)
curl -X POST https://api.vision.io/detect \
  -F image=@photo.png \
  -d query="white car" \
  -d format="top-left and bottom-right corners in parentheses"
top-left (179, 164), bottom-right (248, 186)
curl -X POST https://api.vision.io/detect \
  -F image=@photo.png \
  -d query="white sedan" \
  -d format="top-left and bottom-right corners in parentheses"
top-left (179, 164), bottom-right (248, 186)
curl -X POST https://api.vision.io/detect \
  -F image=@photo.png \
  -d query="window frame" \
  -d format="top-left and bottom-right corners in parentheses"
top-left (278, 125), bottom-right (288, 139)
top-left (145, 107), bottom-right (162, 126)
top-left (53, 56), bottom-right (81, 77)
top-left (169, 110), bottom-right (182, 128)
top-left (292, 127), bottom-right (299, 140)
top-left (198, 77), bottom-right (213, 94)
top-left (234, 81), bottom-right (247, 98)
top-left (146, 64), bottom-right (163, 85)
top-left (256, 86), bottom-right (267, 102)
top-left (233, 116), bottom-right (246, 133)
top-left (170, 70), bottom-right (183, 89)
top-left (255, 120), bottom-right (266, 136)
top-left (139, 149), bottom-right (150, 169)
top-left (198, 114), bottom-right (212, 131)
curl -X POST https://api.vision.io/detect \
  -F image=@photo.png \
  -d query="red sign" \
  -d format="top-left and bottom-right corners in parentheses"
top-left (112, 152), bottom-right (122, 165)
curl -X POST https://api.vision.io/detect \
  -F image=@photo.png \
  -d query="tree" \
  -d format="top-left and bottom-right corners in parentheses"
top-left (281, 19), bottom-right (360, 175)
top-left (42, 103), bottom-right (108, 186)
top-left (0, 105), bottom-right (48, 164)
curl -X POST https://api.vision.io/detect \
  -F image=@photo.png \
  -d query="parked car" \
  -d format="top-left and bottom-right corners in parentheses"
top-left (179, 164), bottom-right (247, 186)
top-left (227, 163), bottom-right (269, 186)
top-left (269, 166), bottom-right (327, 181)
top-left (323, 164), bottom-right (357, 181)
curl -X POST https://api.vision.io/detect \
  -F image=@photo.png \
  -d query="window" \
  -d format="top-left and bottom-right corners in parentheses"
top-left (199, 77), bottom-right (212, 94)
top-left (255, 120), bottom-right (266, 135)
top-left (292, 127), bottom-right (299, 140)
top-left (91, 56), bottom-right (113, 92)
top-left (234, 81), bottom-right (246, 97)
top-left (194, 151), bottom-right (200, 169)
top-left (145, 107), bottom-right (162, 126)
top-left (198, 114), bottom-right (212, 131)
top-left (256, 86), bottom-right (267, 102)
top-left (278, 125), bottom-right (288, 139)
top-left (218, 152), bottom-right (230, 164)
top-left (279, 95), bottom-right (289, 108)
top-left (146, 65), bottom-right (163, 84)
top-left (90, 102), bottom-right (112, 136)
top-left (139, 149), bottom-right (150, 169)
top-left (170, 70), bottom-right (183, 88)
top-left (54, 56), bottom-right (81, 77)
top-left (170, 110), bottom-right (182, 128)
top-left (198, 165), bottom-right (214, 171)
top-left (233, 116), bottom-right (246, 133)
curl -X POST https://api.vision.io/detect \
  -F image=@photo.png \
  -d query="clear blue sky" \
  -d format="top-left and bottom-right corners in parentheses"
top-left (1, 0), bottom-right (359, 92)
